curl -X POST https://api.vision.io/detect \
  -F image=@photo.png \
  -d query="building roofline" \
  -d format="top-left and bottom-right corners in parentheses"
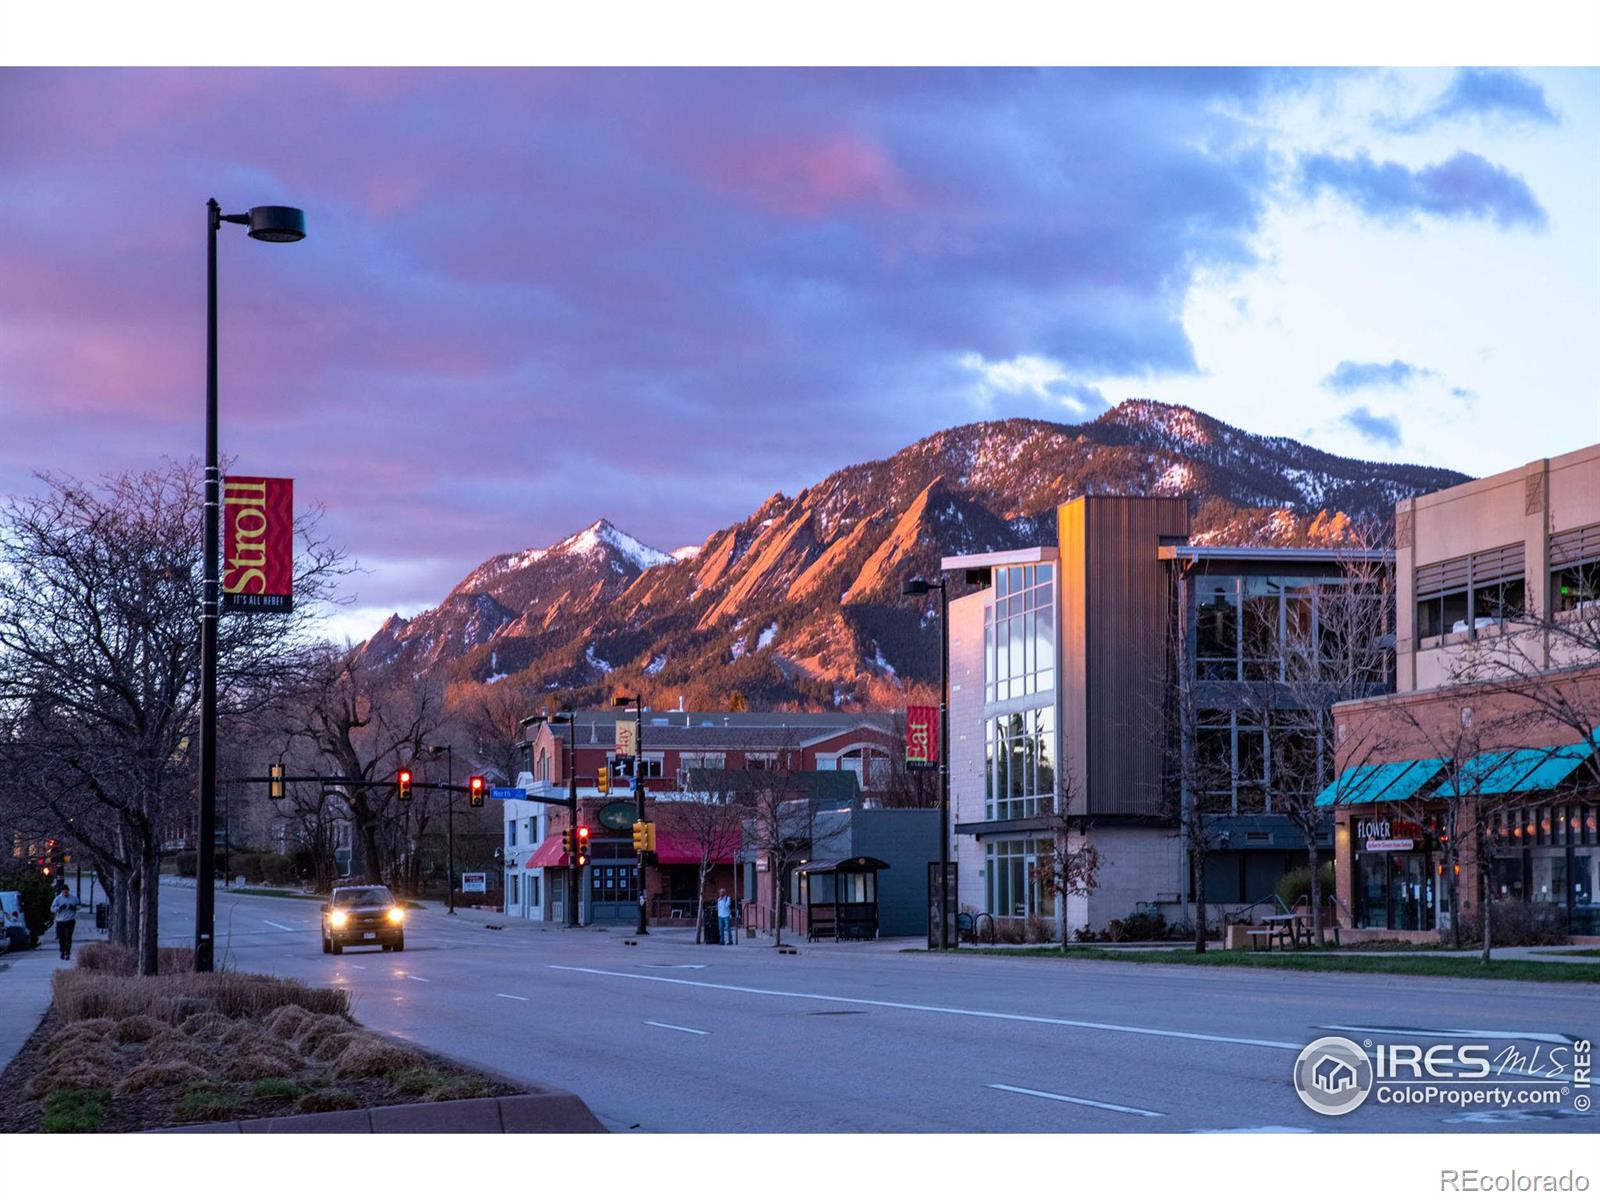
top-left (940, 546), bottom-right (1057, 571)
top-left (1158, 545), bottom-right (1393, 565)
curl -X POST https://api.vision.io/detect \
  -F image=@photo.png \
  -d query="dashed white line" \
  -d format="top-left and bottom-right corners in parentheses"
top-left (495, 993), bottom-right (529, 1001)
top-left (406, 974), bottom-right (431, 982)
top-left (988, 1083), bottom-right (1164, 1117)
top-left (547, 965), bottom-right (1302, 1050)
top-left (645, 1021), bottom-right (709, 1036)
top-left (262, 920), bottom-right (296, 932)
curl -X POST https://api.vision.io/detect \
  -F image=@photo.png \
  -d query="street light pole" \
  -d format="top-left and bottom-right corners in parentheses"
top-left (196, 200), bottom-right (304, 972)
top-left (543, 712), bottom-right (584, 927)
top-left (429, 745), bottom-right (455, 915)
top-left (615, 692), bottom-right (649, 935)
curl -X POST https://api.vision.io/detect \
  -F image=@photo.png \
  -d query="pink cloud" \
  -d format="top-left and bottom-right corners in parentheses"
top-left (699, 132), bottom-right (910, 218)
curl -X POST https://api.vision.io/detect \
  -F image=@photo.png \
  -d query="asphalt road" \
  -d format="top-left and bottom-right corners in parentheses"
top-left (157, 889), bottom-right (1598, 1134)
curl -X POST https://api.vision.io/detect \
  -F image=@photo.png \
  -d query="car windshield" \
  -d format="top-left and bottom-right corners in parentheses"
top-left (334, 888), bottom-right (393, 907)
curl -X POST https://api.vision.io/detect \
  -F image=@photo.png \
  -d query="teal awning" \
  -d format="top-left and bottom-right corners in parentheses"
top-left (1432, 730), bottom-right (1597, 798)
top-left (1316, 761), bottom-right (1409, 807)
top-left (1375, 758), bottom-right (1446, 802)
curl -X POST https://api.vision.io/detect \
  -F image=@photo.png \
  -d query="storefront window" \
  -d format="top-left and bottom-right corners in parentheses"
top-left (985, 838), bottom-right (1053, 919)
top-left (984, 707), bottom-right (1056, 820)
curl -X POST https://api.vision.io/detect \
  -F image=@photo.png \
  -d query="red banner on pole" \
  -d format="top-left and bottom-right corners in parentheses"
top-left (906, 704), bottom-right (939, 768)
top-left (222, 476), bottom-right (293, 613)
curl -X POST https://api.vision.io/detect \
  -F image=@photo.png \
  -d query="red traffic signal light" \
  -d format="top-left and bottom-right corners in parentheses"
top-left (397, 768), bottom-right (413, 800)
top-left (469, 775), bottom-right (486, 807)
top-left (575, 825), bottom-right (590, 867)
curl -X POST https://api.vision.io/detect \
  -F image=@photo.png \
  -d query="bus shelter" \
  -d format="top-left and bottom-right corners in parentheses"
top-left (796, 856), bottom-right (889, 941)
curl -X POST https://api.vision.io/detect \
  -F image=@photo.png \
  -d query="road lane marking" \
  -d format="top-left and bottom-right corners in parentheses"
top-left (407, 975), bottom-right (431, 982)
top-left (1320, 1024), bottom-right (1576, 1046)
top-left (547, 966), bottom-right (1302, 1050)
top-left (645, 1021), bottom-right (709, 1036)
top-left (988, 1083), bottom-right (1163, 1117)
top-left (345, 963), bottom-right (366, 970)
top-left (496, 993), bottom-right (529, 1001)
top-left (262, 920), bottom-right (296, 931)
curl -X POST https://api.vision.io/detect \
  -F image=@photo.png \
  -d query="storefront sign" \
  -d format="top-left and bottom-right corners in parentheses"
top-left (906, 704), bottom-right (939, 768)
top-left (1356, 818), bottom-right (1420, 852)
top-left (460, 872), bottom-right (487, 893)
top-left (222, 476), bottom-right (293, 613)
top-left (614, 719), bottom-right (638, 757)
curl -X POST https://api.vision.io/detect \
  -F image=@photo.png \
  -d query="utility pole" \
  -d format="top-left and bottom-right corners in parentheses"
top-left (428, 744), bottom-right (455, 915)
top-left (615, 692), bottom-right (649, 935)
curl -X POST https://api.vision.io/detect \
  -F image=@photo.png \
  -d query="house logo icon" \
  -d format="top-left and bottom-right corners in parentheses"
top-left (1293, 1037), bottom-right (1374, 1116)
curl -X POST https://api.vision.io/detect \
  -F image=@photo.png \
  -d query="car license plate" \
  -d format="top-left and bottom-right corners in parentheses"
top-left (362, 931), bottom-right (376, 940)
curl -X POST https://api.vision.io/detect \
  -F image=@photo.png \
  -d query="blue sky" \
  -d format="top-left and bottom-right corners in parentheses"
top-left (0, 67), bottom-right (1594, 639)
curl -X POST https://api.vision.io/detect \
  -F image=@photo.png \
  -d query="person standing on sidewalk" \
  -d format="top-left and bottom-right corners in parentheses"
top-left (716, 889), bottom-right (732, 946)
top-left (50, 882), bottom-right (79, 961)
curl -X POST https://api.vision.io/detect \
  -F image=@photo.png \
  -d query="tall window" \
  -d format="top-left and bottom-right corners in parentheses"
top-left (984, 564), bottom-right (1055, 703)
top-left (509, 874), bottom-right (519, 905)
top-left (985, 838), bottom-right (1054, 919)
top-left (507, 819), bottom-right (517, 847)
top-left (984, 707), bottom-right (1056, 820)
top-left (1551, 522), bottom-right (1600, 614)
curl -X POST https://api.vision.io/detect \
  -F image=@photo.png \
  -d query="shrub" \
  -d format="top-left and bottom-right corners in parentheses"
top-left (41, 1087), bottom-right (111, 1134)
top-left (226, 1051), bottom-right (303, 1082)
top-left (53, 968), bottom-right (346, 1023)
top-left (296, 1089), bottom-right (360, 1114)
top-left (1106, 910), bottom-right (1168, 943)
top-left (27, 1042), bottom-right (122, 1099)
top-left (116, 1058), bottom-right (210, 1096)
top-left (178, 1012), bottom-right (234, 1039)
top-left (1073, 924), bottom-right (1098, 943)
top-left (332, 1037), bottom-right (423, 1080)
top-left (175, 850), bottom-right (197, 877)
top-left (228, 853), bottom-right (262, 884)
top-left (0, 871), bottom-right (57, 945)
top-left (74, 943), bottom-right (195, 976)
top-left (252, 1077), bottom-right (304, 1101)
top-left (45, 1019), bottom-right (115, 1055)
top-left (1274, 863), bottom-right (1337, 911)
top-left (1455, 901), bottom-right (1572, 949)
top-left (259, 854), bottom-right (296, 886)
top-left (266, 1004), bottom-right (316, 1042)
top-left (112, 1015), bottom-right (170, 1045)
top-left (994, 917), bottom-right (1026, 944)
top-left (1023, 913), bottom-right (1053, 943)
top-left (387, 1066), bottom-right (448, 1096)
top-left (296, 1013), bottom-right (355, 1055)
top-left (428, 1075), bottom-right (491, 1101)
top-left (174, 1084), bottom-right (243, 1122)
top-left (309, 1032), bottom-right (359, 1063)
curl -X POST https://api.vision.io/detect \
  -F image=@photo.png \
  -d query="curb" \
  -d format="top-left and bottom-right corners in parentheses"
top-left (155, 1088), bottom-right (607, 1134)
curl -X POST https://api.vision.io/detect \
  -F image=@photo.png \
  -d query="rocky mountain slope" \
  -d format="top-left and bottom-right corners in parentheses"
top-left (360, 400), bottom-right (1467, 710)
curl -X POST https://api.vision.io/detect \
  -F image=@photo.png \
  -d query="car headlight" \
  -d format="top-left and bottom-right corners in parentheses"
top-left (329, 909), bottom-right (349, 929)
top-left (388, 906), bottom-right (405, 925)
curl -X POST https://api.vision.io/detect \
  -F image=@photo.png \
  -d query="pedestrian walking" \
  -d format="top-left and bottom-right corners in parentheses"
top-left (716, 888), bottom-right (732, 946)
top-left (51, 881), bottom-right (80, 960)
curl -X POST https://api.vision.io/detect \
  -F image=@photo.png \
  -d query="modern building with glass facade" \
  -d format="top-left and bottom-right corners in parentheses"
top-left (1327, 443), bottom-right (1600, 938)
top-left (945, 495), bottom-right (1391, 936)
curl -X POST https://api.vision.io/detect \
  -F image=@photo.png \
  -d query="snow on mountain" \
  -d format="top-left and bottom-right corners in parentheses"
top-left (360, 399), bottom-right (1468, 709)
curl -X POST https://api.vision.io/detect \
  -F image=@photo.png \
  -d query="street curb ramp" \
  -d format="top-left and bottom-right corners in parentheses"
top-left (154, 1088), bottom-right (607, 1134)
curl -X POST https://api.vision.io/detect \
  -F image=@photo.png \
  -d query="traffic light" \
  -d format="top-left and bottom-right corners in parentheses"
top-left (269, 762), bottom-right (286, 800)
top-left (630, 821), bottom-right (657, 854)
top-left (631, 820), bottom-right (645, 852)
top-left (397, 768), bottom-right (413, 800)
top-left (597, 765), bottom-right (610, 795)
top-left (561, 827), bottom-right (574, 858)
top-left (576, 825), bottom-right (591, 867)
top-left (469, 775), bottom-right (486, 808)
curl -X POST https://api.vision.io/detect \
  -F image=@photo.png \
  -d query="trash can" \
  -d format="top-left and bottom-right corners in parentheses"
top-left (95, 902), bottom-right (108, 932)
top-left (702, 904), bottom-right (720, 946)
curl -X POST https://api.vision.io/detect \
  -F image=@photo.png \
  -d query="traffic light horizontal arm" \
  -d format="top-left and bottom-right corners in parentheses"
top-left (228, 774), bottom-right (475, 793)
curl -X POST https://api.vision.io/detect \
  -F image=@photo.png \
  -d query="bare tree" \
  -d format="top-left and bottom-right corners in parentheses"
top-left (1240, 536), bottom-right (1394, 945)
top-left (1032, 759), bottom-right (1101, 950)
top-left (739, 736), bottom-right (848, 948)
top-left (448, 677), bottom-right (545, 785)
top-left (672, 768), bottom-right (747, 943)
top-left (277, 646), bottom-right (445, 889)
top-left (0, 465), bottom-right (343, 973)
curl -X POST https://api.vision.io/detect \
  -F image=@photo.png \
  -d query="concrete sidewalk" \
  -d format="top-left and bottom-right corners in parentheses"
top-left (0, 947), bottom-right (60, 1071)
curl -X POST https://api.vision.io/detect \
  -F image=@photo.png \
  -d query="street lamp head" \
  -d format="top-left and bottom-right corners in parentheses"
top-left (902, 578), bottom-right (932, 597)
top-left (246, 206), bottom-right (306, 243)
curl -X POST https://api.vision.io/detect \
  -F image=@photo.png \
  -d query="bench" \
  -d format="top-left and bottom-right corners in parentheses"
top-left (1246, 926), bottom-right (1289, 951)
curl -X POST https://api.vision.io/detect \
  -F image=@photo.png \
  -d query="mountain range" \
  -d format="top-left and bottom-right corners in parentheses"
top-left (358, 399), bottom-right (1468, 711)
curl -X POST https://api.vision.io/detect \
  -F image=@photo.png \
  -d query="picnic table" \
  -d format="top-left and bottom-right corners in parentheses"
top-left (1250, 913), bottom-right (1304, 950)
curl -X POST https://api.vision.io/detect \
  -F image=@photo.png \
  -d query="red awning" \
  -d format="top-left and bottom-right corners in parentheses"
top-left (653, 831), bottom-right (740, 866)
top-left (524, 836), bottom-right (568, 869)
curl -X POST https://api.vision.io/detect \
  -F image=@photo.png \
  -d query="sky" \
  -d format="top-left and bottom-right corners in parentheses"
top-left (1, 67), bottom-right (1596, 641)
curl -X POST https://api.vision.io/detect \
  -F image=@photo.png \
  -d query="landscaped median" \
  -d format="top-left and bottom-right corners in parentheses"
top-left (0, 942), bottom-right (603, 1133)
top-left (925, 945), bottom-right (1600, 983)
